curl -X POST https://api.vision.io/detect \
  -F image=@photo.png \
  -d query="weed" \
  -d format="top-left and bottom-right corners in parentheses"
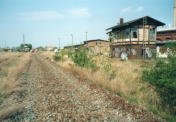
top-left (0, 93), bottom-right (7, 105)
top-left (67, 51), bottom-right (73, 58)
top-left (148, 106), bottom-right (159, 115)
top-left (53, 51), bottom-right (65, 62)
top-left (89, 61), bottom-right (99, 72)
top-left (72, 47), bottom-right (98, 72)
top-left (126, 97), bottom-right (138, 104)
top-left (72, 48), bottom-right (90, 67)
top-left (0, 53), bottom-right (30, 100)
top-left (53, 55), bottom-right (62, 62)
top-left (109, 70), bottom-right (116, 81)
top-left (104, 63), bottom-right (112, 73)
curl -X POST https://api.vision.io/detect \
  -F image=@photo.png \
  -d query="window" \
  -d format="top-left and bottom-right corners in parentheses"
top-left (131, 28), bottom-right (138, 39)
top-left (149, 28), bottom-right (155, 41)
top-left (125, 29), bottom-right (130, 39)
top-left (133, 31), bottom-right (137, 38)
top-left (166, 38), bottom-right (171, 40)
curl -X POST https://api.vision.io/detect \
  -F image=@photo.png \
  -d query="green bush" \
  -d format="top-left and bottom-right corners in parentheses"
top-left (3, 48), bottom-right (8, 52)
top-left (142, 55), bottom-right (176, 115)
top-left (165, 42), bottom-right (176, 50)
top-left (67, 51), bottom-right (73, 58)
top-left (89, 60), bottom-right (99, 72)
top-left (53, 50), bottom-right (66, 62)
top-left (72, 48), bottom-right (90, 67)
top-left (72, 48), bottom-right (98, 72)
top-left (53, 55), bottom-right (62, 62)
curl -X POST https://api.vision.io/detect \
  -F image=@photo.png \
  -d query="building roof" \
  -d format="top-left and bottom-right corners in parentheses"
top-left (106, 16), bottom-right (165, 31)
top-left (157, 28), bottom-right (176, 33)
top-left (64, 44), bottom-right (84, 49)
top-left (84, 39), bottom-right (109, 44)
top-left (156, 40), bottom-right (176, 44)
top-left (46, 46), bottom-right (54, 48)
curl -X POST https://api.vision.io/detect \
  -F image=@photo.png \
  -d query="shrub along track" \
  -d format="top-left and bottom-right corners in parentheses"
top-left (1, 53), bottom-right (164, 121)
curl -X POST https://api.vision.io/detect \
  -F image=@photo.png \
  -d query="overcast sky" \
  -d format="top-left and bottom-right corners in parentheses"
top-left (0, 0), bottom-right (173, 48)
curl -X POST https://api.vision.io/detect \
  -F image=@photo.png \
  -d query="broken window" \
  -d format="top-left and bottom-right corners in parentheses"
top-left (131, 28), bottom-right (138, 39)
top-left (133, 31), bottom-right (137, 38)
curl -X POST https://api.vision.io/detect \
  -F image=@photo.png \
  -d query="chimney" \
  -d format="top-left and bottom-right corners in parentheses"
top-left (120, 18), bottom-right (124, 24)
top-left (174, 0), bottom-right (176, 28)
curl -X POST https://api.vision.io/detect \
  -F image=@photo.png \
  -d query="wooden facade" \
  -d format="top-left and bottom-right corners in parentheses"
top-left (107, 16), bottom-right (165, 59)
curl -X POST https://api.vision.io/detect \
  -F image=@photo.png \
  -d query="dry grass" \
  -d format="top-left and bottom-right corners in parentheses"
top-left (40, 51), bottom-right (160, 111)
top-left (0, 52), bottom-right (31, 95)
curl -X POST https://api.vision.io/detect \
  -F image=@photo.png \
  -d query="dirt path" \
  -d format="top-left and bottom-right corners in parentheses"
top-left (22, 54), bottom-right (162, 121)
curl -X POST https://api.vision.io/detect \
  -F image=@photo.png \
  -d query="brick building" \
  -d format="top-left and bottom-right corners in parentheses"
top-left (157, 28), bottom-right (176, 41)
top-left (84, 39), bottom-right (110, 55)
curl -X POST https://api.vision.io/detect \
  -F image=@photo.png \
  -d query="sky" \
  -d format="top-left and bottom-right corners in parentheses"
top-left (0, 0), bottom-right (173, 48)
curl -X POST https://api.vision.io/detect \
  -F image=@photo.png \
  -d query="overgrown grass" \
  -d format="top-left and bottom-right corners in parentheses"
top-left (0, 52), bottom-right (30, 104)
top-left (41, 49), bottom-right (175, 121)
top-left (0, 93), bottom-right (7, 105)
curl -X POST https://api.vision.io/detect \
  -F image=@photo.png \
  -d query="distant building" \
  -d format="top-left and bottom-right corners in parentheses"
top-left (106, 16), bottom-right (165, 59)
top-left (24, 45), bottom-right (30, 52)
top-left (84, 39), bottom-right (110, 55)
top-left (64, 39), bottom-right (110, 55)
top-left (46, 46), bottom-right (54, 51)
top-left (64, 44), bottom-right (83, 50)
top-left (157, 28), bottom-right (176, 41)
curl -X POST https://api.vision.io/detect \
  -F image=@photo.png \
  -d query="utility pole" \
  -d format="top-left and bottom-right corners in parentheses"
top-left (4, 40), bottom-right (6, 48)
top-left (23, 34), bottom-right (25, 45)
top-left (174, 0), bottom-right (176, 28)
top-left (71, 34), bottom-right (73, 47)
top-left (58, 37), bottom-right (60, 49)
top-left (86, 32), bottom-right (88, 41)
top-left (86, 32), bottom-right (88, 47)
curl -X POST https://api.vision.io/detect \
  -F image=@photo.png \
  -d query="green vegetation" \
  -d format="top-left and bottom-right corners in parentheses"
top-left (10, 43), bottom-right (33, 52)
top-left (2, 48), bottom-right (9, 52)
top-left (142, 52), bottom-right (176, 120)
top-left (0, 93), bottom-right (7, 105)
top-left (72, 48), bottom-right (90, 67)
top-left (53, 55), bottom-right (62, 61)
top-left (20, 44), bottom-right (32, 51)
top-left (165, 42), bottom-right (176, 50)
top-left (53, 50), bottom-right (66, 62)
top-left (37, 46), bottom-right (46, 51)
top-left (72, 47), bottom-right (98, 72)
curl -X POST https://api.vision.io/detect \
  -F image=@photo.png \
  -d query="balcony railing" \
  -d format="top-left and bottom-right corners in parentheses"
top-left (111, 41), bottom-right (156, 45)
